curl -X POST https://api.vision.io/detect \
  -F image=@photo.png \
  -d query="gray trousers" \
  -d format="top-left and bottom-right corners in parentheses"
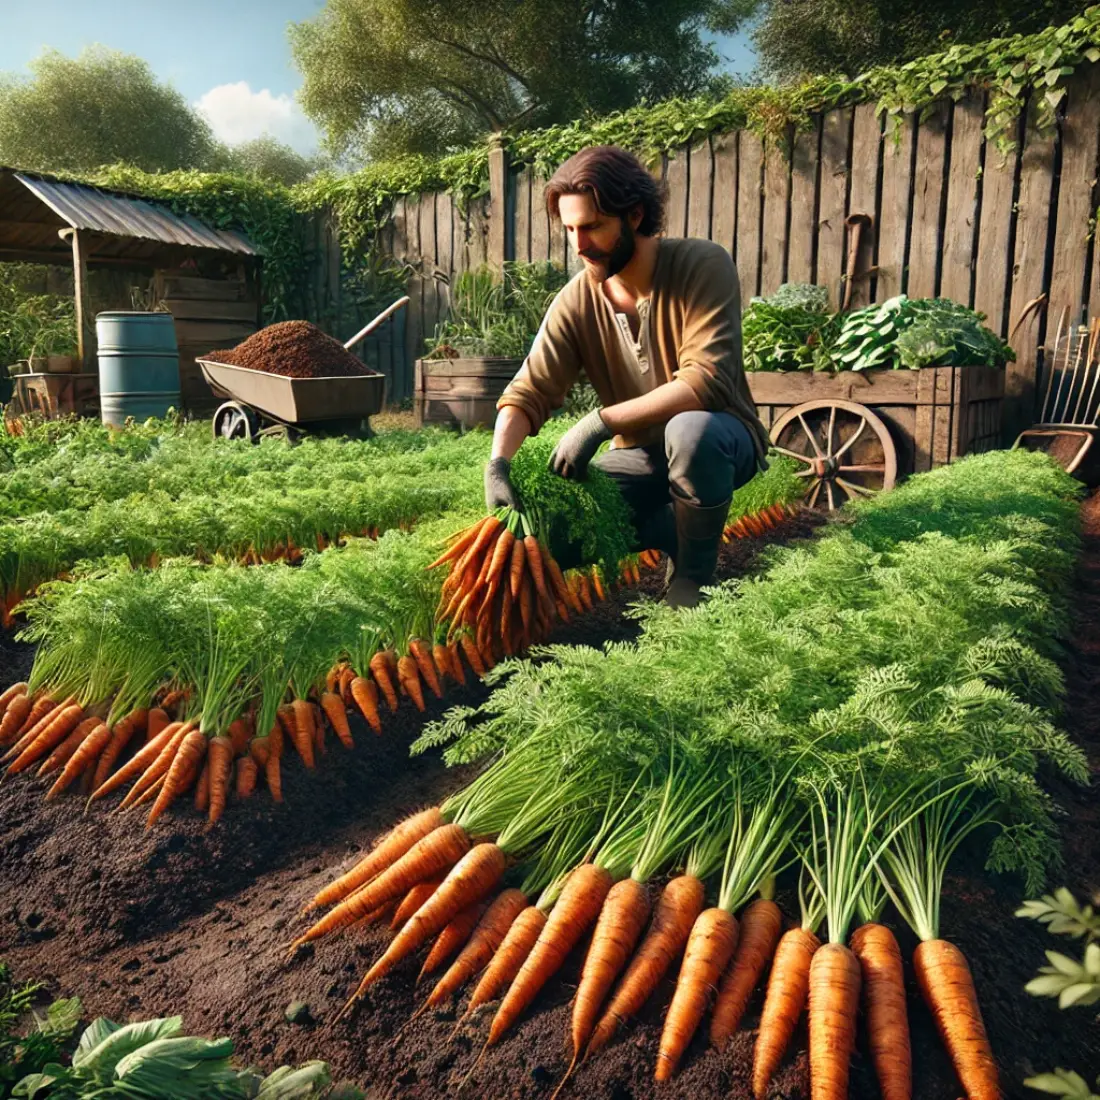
top-left (593, 410), bottom-right (758, 551)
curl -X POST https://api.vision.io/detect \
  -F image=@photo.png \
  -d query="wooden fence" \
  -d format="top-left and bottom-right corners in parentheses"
top-left (306, 64), bottom-right (1100, 429)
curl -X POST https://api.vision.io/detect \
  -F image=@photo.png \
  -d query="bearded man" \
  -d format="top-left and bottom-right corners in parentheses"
top-left (484, 144), bottom-right (769, 608)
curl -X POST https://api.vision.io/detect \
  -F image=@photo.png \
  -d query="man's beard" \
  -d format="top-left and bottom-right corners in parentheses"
top-left (581, 219), bottom-right (635, 282)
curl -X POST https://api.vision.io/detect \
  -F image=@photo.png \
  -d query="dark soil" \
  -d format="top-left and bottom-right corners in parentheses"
top-left (2, 502), bottom-right (1097, 1100)
top-left (207, 321), bottom-right (379, 379)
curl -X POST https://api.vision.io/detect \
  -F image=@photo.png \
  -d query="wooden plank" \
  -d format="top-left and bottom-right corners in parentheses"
top-left (973, 129), bottom-right (1020, 339)
top-left (665, 149), bottom-right (689, 237)
top-left (906, 101), bottom-right (949, 299)
top-left (736, 130), bottom-right (764, 298)
top-left (1006, 114), bottom-right (1057, 441)
top-left (487, 141), bottom-right (507, 273)
top-left (158, 276), bottom-right (245, 301)
top-left (163, 299), bottom-right (258, 322)
top-left (391, 197), bottom-right (408, 262)
top-left (846, 103), bottom-right (882, 309)
top-left (326, 211), bottom-right (341, 330)
top-left (548, 192), bottom-right (565, 271)
top-left (530, 174), bottom-right (550, 263)
top-left (174, 320), bottom-right (255, 345)
top-left (1048, 67), bottom-right (1100, 327)
top-left (940, 92), bottom-right (985, 307)
top-left (746, 367), bottom-right (919, 405)
top-left (787, 122), bottom-right (819, 286)
top-left (710, 131), bottom-right (737, 256)
top-left (687, 139), bottom-right (713, 240)
top-left (436, 193), bottom-right (454, 278)
top-left (760, 138), bottom-right (791, 295)
top-left (514, 168), bottom-right (532, 264)
top-left (421, 192), bottom-right (442, 354)
top-left (876, 113), bottom-right (915, 300)
top-left (817, 107), bottom-right (852, 307)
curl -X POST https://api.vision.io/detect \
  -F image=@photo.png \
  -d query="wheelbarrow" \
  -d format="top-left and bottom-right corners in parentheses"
top-left (198, 296), bottom-right (409, 442)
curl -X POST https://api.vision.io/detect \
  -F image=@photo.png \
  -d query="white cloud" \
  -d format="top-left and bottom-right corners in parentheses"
top-left (196, 82), bottom-right (318, 154)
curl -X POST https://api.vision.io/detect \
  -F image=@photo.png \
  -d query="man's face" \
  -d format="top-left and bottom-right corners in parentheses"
top-left (558, 192), bottom-right (637, 284)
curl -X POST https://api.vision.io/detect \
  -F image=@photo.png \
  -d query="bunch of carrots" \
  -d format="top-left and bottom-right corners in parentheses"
top-left (723, 500), bottom-right (799, 542)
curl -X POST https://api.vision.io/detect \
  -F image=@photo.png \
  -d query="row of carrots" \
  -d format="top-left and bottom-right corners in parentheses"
top-left (290, 807), bottom-right (992, 1100)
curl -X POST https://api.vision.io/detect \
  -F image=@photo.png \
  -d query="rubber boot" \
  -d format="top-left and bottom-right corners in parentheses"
top-left (665, 497), bottom-right (732, 609)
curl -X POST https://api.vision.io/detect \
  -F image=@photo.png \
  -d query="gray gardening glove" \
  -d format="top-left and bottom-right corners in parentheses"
top-left (484, 456), bottom-right (520, 512)
top-left (548, 409), bottom-right (612, 480)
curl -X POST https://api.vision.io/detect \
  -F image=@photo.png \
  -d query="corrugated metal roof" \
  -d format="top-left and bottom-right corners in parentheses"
top-left (13, 172), bottom-right (258, 256)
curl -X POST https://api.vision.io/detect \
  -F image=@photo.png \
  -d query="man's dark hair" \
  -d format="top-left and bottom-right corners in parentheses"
top-left (545, 145), bottom-right (666, 236)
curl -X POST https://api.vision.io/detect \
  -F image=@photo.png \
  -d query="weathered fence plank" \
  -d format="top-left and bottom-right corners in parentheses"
top-left (876, 113), bottom-right (915, 299)
top-left (687, 139), bottom-right (713, 240)
top-left (940, 93), bottom-right (984, 307)
top-left (530, 175), bottom-right (550, 263)
top-left (787, 122), bottom-right (819, 286)
top-left (710, 132), bottom-right (737, 256)
top-left (846, 103), bottom-right (881, 309)
top-left (973, 127), bottom-right (1020, 337)
top-left (817, 107), bottom-right (852, 305)
top-left (760, 139), bottom-right (790, 295)
top-left (514, 168), bottom-right (531, 264)
top-left (665, 151), bottom-right (689, 238)
top-left (736, 131), bottom-right (764, 298)
top-left (906, 101), bottom-right (949, 299)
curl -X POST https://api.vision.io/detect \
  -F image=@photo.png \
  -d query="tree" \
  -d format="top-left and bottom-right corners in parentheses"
top-left (289, 0), bottom-right (740, 161)
top-left (0, 47), bottom-right (218, 175)
top-left (222, 136), bottom-right (319, 187)
top-left (731, 0), bottom-right (1089, 82)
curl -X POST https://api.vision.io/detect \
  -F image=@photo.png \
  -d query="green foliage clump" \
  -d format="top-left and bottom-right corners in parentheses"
top-left (0, 269), bottom-right (77, 367)
top-left (742, 283), bottom-right (841, 372)
top-left (0, 963), bottom-right (80, 1098)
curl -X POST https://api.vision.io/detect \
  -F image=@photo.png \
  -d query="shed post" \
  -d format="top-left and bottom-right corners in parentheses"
top-left (58, 228), bottom-right (93, 372)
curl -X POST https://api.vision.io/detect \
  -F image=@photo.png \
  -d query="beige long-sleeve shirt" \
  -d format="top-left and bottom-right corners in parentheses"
top-left (497, 237), bottom-right (770, 463)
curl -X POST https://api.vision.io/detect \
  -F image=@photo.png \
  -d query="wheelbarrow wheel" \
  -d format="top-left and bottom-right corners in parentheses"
top-left (213, 401), bottom-right (259, 443)
top-left (770, 399), bottom-right (897, 512)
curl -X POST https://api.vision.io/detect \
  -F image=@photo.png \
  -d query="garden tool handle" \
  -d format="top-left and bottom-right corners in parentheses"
top-left (842, 213), bottom-right (873, 311)
top-left (343, 296), bottom-right (411, 350)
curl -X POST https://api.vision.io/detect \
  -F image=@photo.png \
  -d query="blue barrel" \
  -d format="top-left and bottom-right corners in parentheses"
top-left (96, 312), bottom-right (181, 426)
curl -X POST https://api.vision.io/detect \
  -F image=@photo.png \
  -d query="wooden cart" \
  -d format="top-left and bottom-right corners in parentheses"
top-left (747, 365), bottom-right (1004, 510)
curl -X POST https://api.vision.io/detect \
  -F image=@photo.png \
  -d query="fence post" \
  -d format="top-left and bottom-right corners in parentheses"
top-left (488, 133), bottom-right (508, 278)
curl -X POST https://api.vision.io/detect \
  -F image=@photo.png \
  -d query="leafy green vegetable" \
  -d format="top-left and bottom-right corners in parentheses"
top-left (741, 284), bottom-right (841, 373)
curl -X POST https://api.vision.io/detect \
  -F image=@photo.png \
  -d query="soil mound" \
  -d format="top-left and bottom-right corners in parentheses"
top-left (207, 321), bottom-right (377, 379)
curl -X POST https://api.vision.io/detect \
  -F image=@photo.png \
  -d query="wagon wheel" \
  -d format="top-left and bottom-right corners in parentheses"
top-left (213, 401), bottom-right (259, 443)
top-left (769, 399), bottom-right (897, 512)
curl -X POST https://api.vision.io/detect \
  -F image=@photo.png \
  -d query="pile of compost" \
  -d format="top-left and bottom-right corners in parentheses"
top-left (206, 321), bottom-right (377, 379)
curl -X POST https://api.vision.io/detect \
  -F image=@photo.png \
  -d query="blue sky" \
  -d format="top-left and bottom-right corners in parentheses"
top-left (0, 1), bottom-right (756, 156)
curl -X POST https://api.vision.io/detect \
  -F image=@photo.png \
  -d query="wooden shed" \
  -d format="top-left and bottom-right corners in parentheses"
top-left (0, 167), bottom-right (261, 414)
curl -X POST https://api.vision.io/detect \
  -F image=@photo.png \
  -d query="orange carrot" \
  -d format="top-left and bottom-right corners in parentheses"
top-left (432, 643), bottom-right (453, 686)
top-left (0, 682), bottom-right (28, 715)
top-left (465, 905), bottom-right (547, 1018)
top-left (588, 874), bottom-right (706, 1057)
top-left (523, 535), bottom-right (553, 616)
top-left (15, 695), bottom-right (59, 738)
top-left (311, 701), bottom-right (326, 756)
top-left (0, 693), bottom-right (32, 745)
top-left (146, 729), bottom-right (207, 826)
top-left (88, 721), bottom-right (182, 803)
top-left (308, 807), bottom-right (445, 912)
top-left (489, 864), bottom-right (612, 1045)
top-left (428, 517), bottom-right (489, 570)
top-left (808, 942), bottom-right (862, 1100)
top-left (591, 568), bottom-right (606, 602)
top-left (250, 733), bottom-right (270, 768)
top-left (90, 710), bottom-right (147, 794)
top-left (236, 755), bottom-right (258, 799)
top-left (37, 716), bottom-right (101, 776)
top-left (572, 877), bottom-right (651, 1059)
top-left (227, 716), bottom-right (251, 757)
top-left (338, 665), bottom-right (356, 703)
top-left (325, 665), bottom-right (341, 695)
top-left (289, 823), bottom-right (471, 952)
top-left (577, 573), bottom-right (595, 612)
top-left (710, 898), bottom-right (783, 1049)
top-left (509, 537), bottom-right (526, 601)
top-left (289, 699), bottom-right (316, 768)
top-left (420, 902), bottom-right (486, 981)
top-left (397, 655), bottom-right (426, 712)
top-left (206, 735), bottom-right (234, 824)
top-left (350, 843), bottom-right (506, 996)
top-left (545, 558), bottom-right (573, 618)
top-left (47, 721), bottom-right (109, 800)
top-left (349, 676), bottom-right (382, 734)
top-left (159, 688), bottom-right (187, 712)
top-left (850, 923), bottom-right (910, 1100)
top-left (194, 759), bottom-right (211, 812)
top-left (447, 641), bottom-right (467, 686)
top-left (265, 719), bottom-right (283, 802)
top-left (118, 723), bottom-right (190, 810)
top-left (320, 692), bottom-right (353, 749)
top-left (428, 888), bottom-right (528, 1008)
top-left (753, 927), bottom-right (821, 1098)
top-left (145, 706), bottom-right (171, 743)
top-left (3, 695), bottom-right (68, 760)
top-left (655, 907), bottom-right (740, 1080)
top-left (479, 527), bottom-right (515, 609)
top-left (391, 878), bottom-right (445, 930)
top-left (460, 634), bottom-right (486, 679)
top-left (499, 584), bottom-right (515, 656)
top-left (7, 702), bottom-right (85, 775)
top-left (370, 651), bottom-right (399, 712)
top-left (409, 638), bottom-right (443, 699)
top-left (463, 515), bottom-right (504, 576)
top-left (913, 938), bottom-right (999, 1100)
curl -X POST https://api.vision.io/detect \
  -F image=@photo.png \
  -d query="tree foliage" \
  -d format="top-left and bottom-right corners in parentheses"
top-left (289, 0), bottom-right (740, 160)
top-left (0, 47), bottom-right (220, 174)
top-left (734, 0), bottom-right (1089, 81)
top-left (221, 136), bottom-right (319, 187)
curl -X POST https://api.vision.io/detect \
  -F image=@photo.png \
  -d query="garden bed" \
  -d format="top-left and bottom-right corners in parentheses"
top-left (1, 498), bottom-right (1096, 1099)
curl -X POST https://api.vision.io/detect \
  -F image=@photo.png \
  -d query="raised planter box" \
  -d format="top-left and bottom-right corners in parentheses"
top-left (414, 356), bottom-right (522, 429)
top-left (747, 364), bottom-right (1005, 475)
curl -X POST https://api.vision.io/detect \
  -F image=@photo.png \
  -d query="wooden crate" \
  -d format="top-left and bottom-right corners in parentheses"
top-left (10, 372), bottom-right (100, 420)
top-left (414, 357), bottom-right (521, 428)
top-left (747, 365), bottom-right (1005, 475)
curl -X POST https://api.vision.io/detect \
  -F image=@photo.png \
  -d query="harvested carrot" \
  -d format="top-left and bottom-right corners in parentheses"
top-left (90, 709), bottom-right (147, 794)
top-left (710, 897), bottom-right (783, 1049)
top-left (410, 639), bottom-right (444, 699)
top-left (460, 634), bottom-right (486, 678)
top-left (320, 692), bottom-right (353, 749)
top-left (289, 699), bottom-right (316, 768)
top-left (807, 941), bottom-right (861, 1100)
top-left (577, 573), bottom-right (595, 612)
top-left (572, 877), bottom-right (651, 1059)
top-left (227, 717), bottom-right (251, 757)
top-left (325, 665), bottom-right (341, 695)
top-left (311, 702), bottom-right (325, 756)
top-left (370, 651), bottom-right (399, 712)
top-left (194, 759), bottom-right (211, 812)
top-left (0, 682), bottom-right (28, 715)
top-left (428, 888), bottom-right (528, 1009)
top-left (89, 721), bottom-right (182, 803)
top-left (465, 905), bottom-right (547, 1018)
top-left (349, 676), bottom-right (382, 734)
top-left (38, 716), bottom-right (101, 776)
top-left (290, 823), bottom-right (471, 952)
top-left (447, 642), bottom-right (467, 686)
top-left (236, 755), bottom-right (258, 799)
top-left (545, 558), bottom-right (573, 618)
top-left (146, 728), bottom-right (207, 826)
top-left (591, 568), bottom-right (606, 602)
top-left (397, 656), bottom-right (426, 712)
top-left (656, 907), bottom-right (740, 1081)
top-left (420, 902), bottom-right (486, 981)
top-left (509, 537), bottom-right (527, 601)
top-left (7, 703), bottom-right (85, 775)
top-left (145, 707), bottom-right (171, 743)
top-left (850, 922), bottom-right (910, 1100)
top-left (206, 735), bottom-right (234, 824)
top-left (265, 719), bottom-right (283, 802)
top-left (391, 877), bottom-right (445, 930)
top-left (12, 695), bottom-right (59, 743)
top-left (47, 721), bottom-right (109, 800)
top-left (588, 874), bottom-right (706, 1056)
top-left (338, 665), bottom-right (356, 703)
top-left (489, 864), bottom-right (612, 1045)
top-left (523, 535), bottom-right (553, 615)
top-left (250, 733), bottom-right (270, 768)
top-left (432, 643), bottom-right (453, 686)
top-left (4, 695), bottom-right (69, 761)
top-left (308, 806), bottom-right (445, 912)
top-left (428, 517), bottom-right (488, 570)
top-left (0, 693), bottom-right (32, 745)
top-left (914, 938), bottom-right (999, 1100)
top-left (119, 723), bottom-right (190, 810)
top-left (753, 927), bottom-right (821, 1099)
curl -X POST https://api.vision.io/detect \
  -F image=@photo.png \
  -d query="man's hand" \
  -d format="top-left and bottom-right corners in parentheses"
top-left (548, 409), bottom-right (612, 480)
top-left (484, 456), bottom-right (520, 511)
